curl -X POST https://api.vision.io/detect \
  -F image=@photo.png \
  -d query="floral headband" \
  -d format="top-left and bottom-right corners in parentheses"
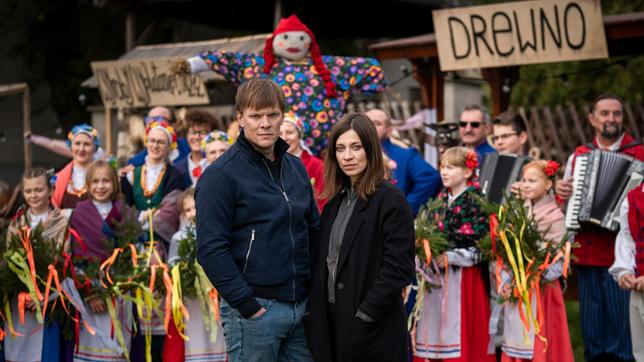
top-left (66, 123), bottom-right (100, 150)
top-left (145, 121), bottom-right (177, 150)
top-left (47, 168), bottom-right (57, 187)
top-left (283, 113), bottom-right (308, 136)
top-left (201, 130), bottom-right (233, 150)
top-left (543, 160), bottom-right (560, 178)
top-left (465, 150), bottom-right (479, 170)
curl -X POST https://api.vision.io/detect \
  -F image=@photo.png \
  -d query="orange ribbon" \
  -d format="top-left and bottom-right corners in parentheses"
top-left (209, 288), bottom-right (220, 321)
top-left (562, 241), bottom-right (571, 279)
top-left (100, 248), bottom-right (123, 287)
top-left (129, 244), bottom-right (138, 267)
top-left (160, 266), bottom-right (173, 333)
top-left (19, 227), bottom-right (43, 302)
top-left (149, 265), bottom-right (158, 293)
top-left (17, 292), bottom-right (29, 325)
top-left (422, 239), bottom-right (431, 266)
top-left (489, 214), bottom-right (499, 254)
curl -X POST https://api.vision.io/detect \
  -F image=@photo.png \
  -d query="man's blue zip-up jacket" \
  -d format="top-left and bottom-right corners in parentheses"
top-left (195, 131), bottom-right (320, 318)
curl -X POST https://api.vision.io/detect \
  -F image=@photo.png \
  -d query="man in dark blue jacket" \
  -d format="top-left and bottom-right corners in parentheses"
top-left (195, 79), bottom-right (320, 361)
top-left (366, 108), bottom-right (441, 215)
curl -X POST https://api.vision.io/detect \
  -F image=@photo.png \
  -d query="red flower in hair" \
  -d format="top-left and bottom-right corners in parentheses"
top-left (544, 161), bottom-right (560, 177)
top-left (465, 151), bottom-right (479, 170)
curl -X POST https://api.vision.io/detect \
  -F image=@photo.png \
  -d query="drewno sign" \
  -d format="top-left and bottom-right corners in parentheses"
top-left (91, 58), bottom-right (210, 109)
top-left (432, 0), bottom-right (608, 71)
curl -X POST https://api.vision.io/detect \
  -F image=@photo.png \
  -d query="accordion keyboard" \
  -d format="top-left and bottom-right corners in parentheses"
top-left (565, 154), bottom-right (589, 230)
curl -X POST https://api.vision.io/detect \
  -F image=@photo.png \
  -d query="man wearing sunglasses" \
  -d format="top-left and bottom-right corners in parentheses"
top-left (491, 111), bottom-right (529, 156)
top-left (458, 104), bottom-right (496, 161)
top-left (127, 106), bottom-right (191, 167)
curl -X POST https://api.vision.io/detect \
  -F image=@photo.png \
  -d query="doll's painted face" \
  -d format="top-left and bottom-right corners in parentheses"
top-left (272, 31), bottom-right (311, 61)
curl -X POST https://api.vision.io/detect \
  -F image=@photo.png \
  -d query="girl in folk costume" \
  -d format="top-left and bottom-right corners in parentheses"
top-left (414, 147), bottom-right (495, 362)
top-left (499, 160), bottom-right (574, 362)
top-left (610, 181), bottom-right (644, 361)
top-left (121, 121), bottom-right (186, 249)
top-left (201, 130), bottom-right (232, 168)
top-left (4, 168), bottom-right (72, 362)
top-left (120, 121), bottom-right (185, 360)
top-left (51, 124), bottom-right (100, 209)
top-left (69, 161), bottom-right (138, 362)
top-left (163, 188), bottom-right (226, 362)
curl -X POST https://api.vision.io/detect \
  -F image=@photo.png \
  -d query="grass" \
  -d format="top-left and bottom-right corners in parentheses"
top-left (566, 300), bottom-right (585, 362)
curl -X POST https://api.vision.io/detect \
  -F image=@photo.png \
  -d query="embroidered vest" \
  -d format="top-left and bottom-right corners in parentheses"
top-left (627, 186), bottom-right (644, 277)
top-left (133, 165), bottom-right (168, 211)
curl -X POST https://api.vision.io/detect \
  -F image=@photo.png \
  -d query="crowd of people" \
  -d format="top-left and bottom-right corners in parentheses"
top-left (1, 78), bottom-right (643, 362)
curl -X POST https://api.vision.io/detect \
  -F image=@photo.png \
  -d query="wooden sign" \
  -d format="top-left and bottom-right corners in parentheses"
top-left (432, 0), bottom-right (608, 71)
top-left (91, 58), bottom-right (210, 109)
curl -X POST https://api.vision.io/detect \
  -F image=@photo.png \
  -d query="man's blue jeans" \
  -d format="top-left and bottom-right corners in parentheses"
top-left (220, 297), bottom-right (312, 362)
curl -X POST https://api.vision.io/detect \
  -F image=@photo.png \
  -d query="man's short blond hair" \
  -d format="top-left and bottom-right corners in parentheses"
top-left (235, 79), bottom-right (286, 114)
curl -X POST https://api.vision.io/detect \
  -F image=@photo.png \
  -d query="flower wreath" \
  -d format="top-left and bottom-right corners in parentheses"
top-left (201, 130), bottom-right (233, 151)
top-left (66, 123), bottom-right (100, 150)
top-left (145, 121), bottom-right (177, 150)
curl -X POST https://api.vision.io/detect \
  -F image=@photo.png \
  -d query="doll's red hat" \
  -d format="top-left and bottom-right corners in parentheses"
top-left (263, 15), bottom-right (337, 98)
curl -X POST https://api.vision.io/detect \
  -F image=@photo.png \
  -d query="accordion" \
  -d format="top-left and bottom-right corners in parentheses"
top-left (565, 149), bottom-right (644, 232)
top-left (479, 153), bottom-right (531, 204)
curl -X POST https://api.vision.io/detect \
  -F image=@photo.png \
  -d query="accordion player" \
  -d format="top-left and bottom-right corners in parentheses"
top-left (479, 153), bottom-right (531, 204)
top-left (565, 149), bottom-right (644, 232)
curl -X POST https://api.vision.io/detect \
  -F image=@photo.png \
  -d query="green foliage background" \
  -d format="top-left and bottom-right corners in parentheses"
top-left (467, 0), bottom-right (644, 107)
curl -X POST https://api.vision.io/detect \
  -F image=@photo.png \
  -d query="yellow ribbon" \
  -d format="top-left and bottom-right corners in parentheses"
top-left (171, 264), bottom-right (190, 340)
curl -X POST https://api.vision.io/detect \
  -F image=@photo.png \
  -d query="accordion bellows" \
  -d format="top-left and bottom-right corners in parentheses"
top-left (565, 149), bottom-right (644, 231)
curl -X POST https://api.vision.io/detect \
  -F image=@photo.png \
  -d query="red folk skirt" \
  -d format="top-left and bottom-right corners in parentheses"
top-left (501, 281), bottom-right (574, 362)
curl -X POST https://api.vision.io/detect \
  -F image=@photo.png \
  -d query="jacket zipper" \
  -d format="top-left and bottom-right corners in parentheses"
top-left (243, 228), bottom-right (256, 273)
top-left (262, 159), bottom-right (297, 300)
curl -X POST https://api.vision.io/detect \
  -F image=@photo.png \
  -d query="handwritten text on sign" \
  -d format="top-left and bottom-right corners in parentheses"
top-left (92, 58), bottom-right (210, 109)
top-left (432, 0), bottom-right (608, 71)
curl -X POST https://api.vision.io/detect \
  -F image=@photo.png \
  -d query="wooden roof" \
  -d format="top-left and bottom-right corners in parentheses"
top-left (369, 12), bottom-right (644, 60)
top-left (82, 33), bottom-right (269, 87)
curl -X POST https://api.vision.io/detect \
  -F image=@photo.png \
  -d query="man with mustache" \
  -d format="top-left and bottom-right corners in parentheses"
top-left (557, 94), bottom-right (644, 362)
top-left (458, 104), bottom-right (496, 162)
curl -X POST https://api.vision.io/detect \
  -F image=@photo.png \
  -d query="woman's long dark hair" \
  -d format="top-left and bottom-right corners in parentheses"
top-left (323, 113), bottom-right (384, 200)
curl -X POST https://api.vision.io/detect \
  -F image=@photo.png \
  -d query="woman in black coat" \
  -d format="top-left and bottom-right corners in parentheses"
top-left (304, 113), bottom-right (416, 362)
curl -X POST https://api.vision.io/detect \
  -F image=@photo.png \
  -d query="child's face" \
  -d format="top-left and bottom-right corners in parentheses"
top-left (440, 162), bottom-right (471, 190)
top-left (22, 176), bottom-right (51, 211)
top-left (89, 167), bottom-right (114, 203)
top-left (182, 197), bottom-right (196, 222)
top-left (520, 168), bottom-right (552, 202)
top-left (205, 140), bottom-right (230, 164)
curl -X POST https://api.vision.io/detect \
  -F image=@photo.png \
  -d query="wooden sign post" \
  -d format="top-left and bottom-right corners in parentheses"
top-left (91, 57), bottom-right (210, 109)
top-left (432, 0), bottom-right (609, 71)
top-left (0, 83), bottom-right (31, 169)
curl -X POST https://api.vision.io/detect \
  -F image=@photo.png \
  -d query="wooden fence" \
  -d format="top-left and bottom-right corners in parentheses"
top-left (348, 100), bottom-right (644, 165)
top-left (519, 102), bottom-right (644, 164)
top-left (172, 100), bottom-right (644, 165)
